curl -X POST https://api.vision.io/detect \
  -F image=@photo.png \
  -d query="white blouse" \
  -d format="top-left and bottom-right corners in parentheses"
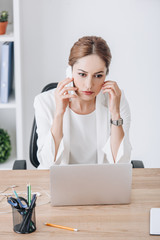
top-left (34, 88), bottom-right (132, 169)
top-left (69, 109), bottom-right (97, 164)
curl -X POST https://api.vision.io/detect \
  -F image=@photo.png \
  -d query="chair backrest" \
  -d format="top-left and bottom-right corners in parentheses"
top-left (29, 82), bottom-right (58, 168)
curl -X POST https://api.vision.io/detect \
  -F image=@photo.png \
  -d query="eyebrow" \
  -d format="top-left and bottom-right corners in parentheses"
top-left (78, 69), bottom-right (104, 74)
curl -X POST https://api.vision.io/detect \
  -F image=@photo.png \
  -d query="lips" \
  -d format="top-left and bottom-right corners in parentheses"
top-left (82, 91), bottom-right (94, 95)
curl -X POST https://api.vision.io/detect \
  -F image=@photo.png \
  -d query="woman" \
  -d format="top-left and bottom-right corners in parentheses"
top-left (34, 36), bottom-right (132, 169)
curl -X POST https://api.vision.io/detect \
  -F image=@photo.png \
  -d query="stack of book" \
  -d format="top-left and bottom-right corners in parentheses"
top-left (0, 42), bottom-right (14, 103)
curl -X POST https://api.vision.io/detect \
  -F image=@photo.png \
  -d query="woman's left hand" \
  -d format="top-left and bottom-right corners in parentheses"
top-left (102, 81), bottom-right (121, 119)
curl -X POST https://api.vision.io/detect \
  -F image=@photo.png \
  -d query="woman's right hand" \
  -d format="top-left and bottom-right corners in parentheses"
top-left (54, 78), bottom-right (77, 116)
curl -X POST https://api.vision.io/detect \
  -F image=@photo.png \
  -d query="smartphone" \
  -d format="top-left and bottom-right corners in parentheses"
top-left (65, 66), bottom-right (74, 95)
top-left (104, 75), bottom-right (107, 83)
top-left (67, 81), bottom-right (74, 95)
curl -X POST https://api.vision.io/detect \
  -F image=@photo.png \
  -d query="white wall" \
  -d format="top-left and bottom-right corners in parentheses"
top-left (0, 0), bottom-right (13, 24)
top-left (21, 0), bottom-right (160, 168)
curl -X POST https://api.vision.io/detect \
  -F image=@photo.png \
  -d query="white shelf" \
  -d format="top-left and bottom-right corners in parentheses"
top-left (0, 0), bottom-right (23, 169)
top-left (0, 24), bottom-right (14, 42)
top-left (0, 92), bottom-right (16, 109)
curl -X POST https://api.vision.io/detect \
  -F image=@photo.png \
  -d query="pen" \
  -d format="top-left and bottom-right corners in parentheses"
top-left (12, 188), bottom-right (19, 199)
top-left (19, 194), bottom-right (37, 233)
top-left (44, 222), bottom-right (78, 232)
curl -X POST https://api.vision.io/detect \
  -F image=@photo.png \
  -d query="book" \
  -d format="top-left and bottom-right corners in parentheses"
top-left (0, 42), bottom-right (14, 103)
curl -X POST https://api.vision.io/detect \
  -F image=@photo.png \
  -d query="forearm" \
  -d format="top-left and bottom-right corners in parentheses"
top-left (110, 114), bottom-right (124, 163)
top-left (51, 113), bottom-right (64, 162)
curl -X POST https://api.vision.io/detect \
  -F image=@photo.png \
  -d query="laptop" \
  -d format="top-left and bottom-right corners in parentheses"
top-left (50, 163), bottom-right (132, 206)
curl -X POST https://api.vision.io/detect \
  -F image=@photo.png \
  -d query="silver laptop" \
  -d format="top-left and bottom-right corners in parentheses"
top-left (50, 163), bottom-right (132, 206)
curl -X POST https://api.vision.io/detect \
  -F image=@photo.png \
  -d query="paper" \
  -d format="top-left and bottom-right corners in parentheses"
top-left (150, 208), bottom-right (160, 235)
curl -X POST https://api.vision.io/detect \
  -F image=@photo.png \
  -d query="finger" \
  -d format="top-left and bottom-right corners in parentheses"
top-left (102, 85), bottom-right (116, 94)
top-left (58, 77), bottom-right (73, 86)
top-left (103, 81), bottom-right (119, 92)
top-left (103, 81), bottom-right (118, 88)
top-left (64, 86), bottom-right (77, 91)
top-left (60, 87), bottom-right (77, 96)
top-left (58, 78), bottom-right (74, 91)
top-left (62, 94), bottom-right (77, 99)
top-left (103, 88), bottom-right (115, 96)
top-left (102, 84), bottom-right (120, 95)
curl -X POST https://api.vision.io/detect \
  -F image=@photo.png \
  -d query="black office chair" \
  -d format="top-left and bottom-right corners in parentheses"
top-left (13, 82), bottom-right (144, 169)
top-left (29, 82), bottom-right (58, 168)
top-left (13, 82), bottom-right (58, 169)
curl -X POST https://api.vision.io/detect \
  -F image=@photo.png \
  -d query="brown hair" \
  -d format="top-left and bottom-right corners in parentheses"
top-left (68, 36), bottom-right (112, 75)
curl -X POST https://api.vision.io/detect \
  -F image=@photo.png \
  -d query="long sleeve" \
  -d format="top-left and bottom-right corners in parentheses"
top-left (102, 91), bottom-right (132, 163)
top-left (34, 90), bottom-right (65, 169)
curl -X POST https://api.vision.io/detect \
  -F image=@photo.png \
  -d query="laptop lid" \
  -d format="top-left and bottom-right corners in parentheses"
top-left (50, 163), bottom-right (132, 206)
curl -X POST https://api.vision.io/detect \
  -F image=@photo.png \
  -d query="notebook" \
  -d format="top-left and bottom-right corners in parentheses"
top-left (150, 208), bottom-right (160, 235)
top-left (50, 163), bottom-right (132, 206)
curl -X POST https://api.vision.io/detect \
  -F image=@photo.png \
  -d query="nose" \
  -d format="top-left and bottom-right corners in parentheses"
top-left (85, 75), bottom-right (93, 89)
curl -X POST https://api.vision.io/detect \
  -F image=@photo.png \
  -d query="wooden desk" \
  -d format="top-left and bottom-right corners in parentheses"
top-left (0, 169), bottom-right (160, 239)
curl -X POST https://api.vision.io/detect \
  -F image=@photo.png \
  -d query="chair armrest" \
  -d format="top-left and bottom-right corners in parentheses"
top-left (131, 160), bottom-right (144, 168)
top-left (12, 160), bottom-right (27, 170)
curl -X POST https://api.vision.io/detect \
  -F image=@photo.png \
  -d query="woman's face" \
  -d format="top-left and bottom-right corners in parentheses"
top-left (72, 54), bottom-right (107, 101)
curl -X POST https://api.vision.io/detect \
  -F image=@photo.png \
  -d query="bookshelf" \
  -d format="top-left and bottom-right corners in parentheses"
top-left (0, 92), bottom-right (16, 109)
top-left (0, 22), bottom-right (14, 41)
top-left (0, 0), bottom-right (23, 169)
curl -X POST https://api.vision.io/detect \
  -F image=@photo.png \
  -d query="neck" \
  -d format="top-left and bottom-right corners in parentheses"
top-left (69, 97), bottom-right (96, 115)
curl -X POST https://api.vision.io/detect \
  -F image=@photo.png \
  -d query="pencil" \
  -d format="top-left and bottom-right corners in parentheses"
top-left (44, 222), bottom-right (78, 232)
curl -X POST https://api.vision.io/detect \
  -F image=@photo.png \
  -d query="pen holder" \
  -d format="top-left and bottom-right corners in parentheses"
top-left (12, 205), bottom-right (36, 234)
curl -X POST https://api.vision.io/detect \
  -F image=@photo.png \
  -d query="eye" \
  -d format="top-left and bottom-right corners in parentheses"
top-left (95, 74), bottom-right (103, 78)
top-left (78, 73), bottom-right (86, 77)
